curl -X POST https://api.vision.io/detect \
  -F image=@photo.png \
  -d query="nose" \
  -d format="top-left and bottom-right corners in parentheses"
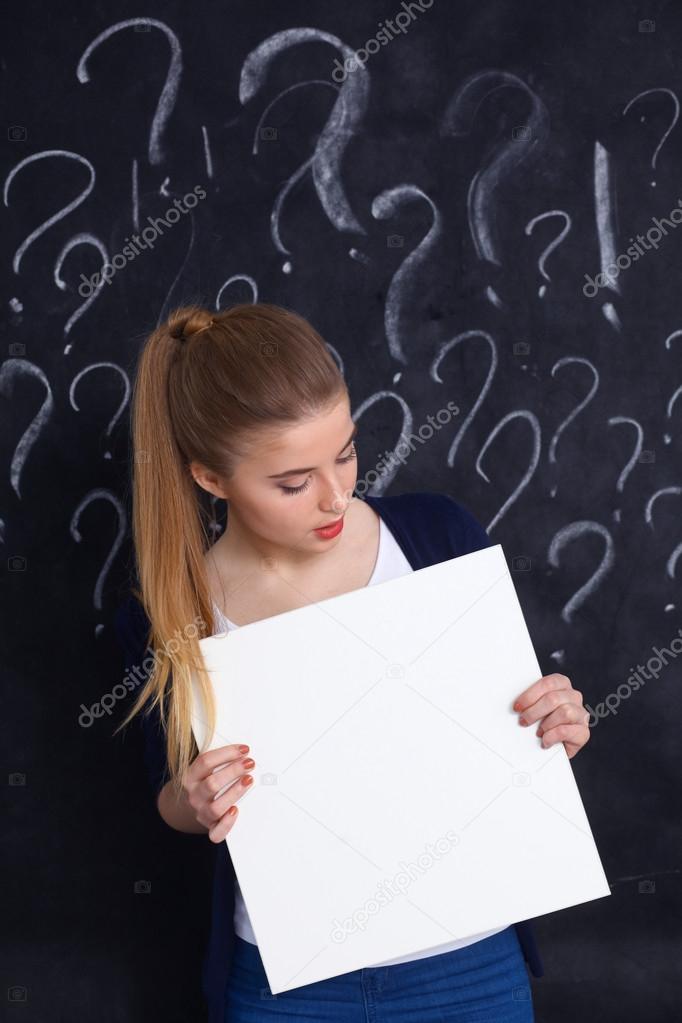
top-left (318, 475), bottom-right (352, 516)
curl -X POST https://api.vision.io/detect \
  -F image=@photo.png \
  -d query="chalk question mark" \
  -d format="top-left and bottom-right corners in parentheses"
top-left (548, 521), bottom-right (615, 624)
top-left (645, 486), bottom-right (682, 582)
top-left (371, 185), bottom-right (443, 365)
top-left (548, 356), bottom-right (599, 496)
top-left (441, 69), bottom-right (549, 308)
top-left (524, 210), bottom-right (571, 299)
top-left (77, 18), bottom-right (182, 166)
top-left (0, 359), bottom-right (54, 499)
top-left (70, 489), bottom-right (126, 635)
top-left (54, 233), bottom-right (110, 354)
top-left (623, 87), bottom-right (679, 188)
top-left (69, 363), bottom-right (130, 460)
top-left (475, 410), bottom-right (541, 533)
top-left (430, 331), bottom-right (498, 469)
top-left (4, 150), bottom-right (96, 311)
top-left (606, 416), bottom-right (644, 523)
top-left (240, 28), bottom-right (369, 270)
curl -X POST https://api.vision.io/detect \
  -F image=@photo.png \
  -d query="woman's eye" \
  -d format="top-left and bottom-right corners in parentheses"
top-left (279, 444), bottom-right (357, 496)
top-left (338, 443), bottom-right (357, 463)
top-left (280, 478), bottom-right (312, 496)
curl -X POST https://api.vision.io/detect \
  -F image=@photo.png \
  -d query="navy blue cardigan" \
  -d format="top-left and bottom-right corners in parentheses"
top-left (114, 490), bottom-right (544, 1019)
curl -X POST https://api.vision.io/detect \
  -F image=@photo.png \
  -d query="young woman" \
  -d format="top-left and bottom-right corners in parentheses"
top-left (114, 302), bottom-right (590, 1023)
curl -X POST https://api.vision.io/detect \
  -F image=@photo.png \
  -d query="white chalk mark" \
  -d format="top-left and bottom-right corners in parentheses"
top-left (475, 410), bottom-right (541, 533)
top-left (240, 29), bottom-right (369, 236)
top-left (441, 70), bottom-right (549, 267)
top-left (70, 489), bottom-right (126, 610)
top-left (549, 356), bottom-right (599, 465)
top-left (594, 141), bottom-right (620, 295)
top-left (351, 390), bottom-right (413, 496)
top-left (69, 362), bottom-right (131, 457)
top-left (623, 88), bottom-right (679, 178)
top-left (371, 184), bottom-right (442, 365)
top-left (54, 232), bottom-right (110, 349)
top-left (132, 158), bottom-right (139, 231)
top-left (430, 331), bottom-right (497, 469)
top-left (601, 302), bottom-right (622, 331)
top-left (325, 343), bottom-right (345, 379)
top-left (606, 416), bottom-right (643, 492)
top-left (524, 210), bottom-right (571, 291)
top-left (216, 275), bottom-right (258, 309)
top-left (0, 359), bottom-right (54, 498)
top-left (548, 521), bottom-right (615, 624)
top-left (156, 207), bottom-right (196, 326)
top-left (77, 19), bottom-right (182, 166)
top-left (201, 124), bottom-right (214, 179)
top-left (644, 486), bottom-right (682, 578)
top-left (4, 150), bottom-right (96, 275)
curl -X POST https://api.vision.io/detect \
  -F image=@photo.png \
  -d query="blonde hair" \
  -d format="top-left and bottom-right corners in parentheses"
top-left (115, 302), bottom-right (347, 798)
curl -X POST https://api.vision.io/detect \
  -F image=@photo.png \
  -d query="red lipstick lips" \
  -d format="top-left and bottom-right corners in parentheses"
top-left (313, 517), bottom-right (344, 539)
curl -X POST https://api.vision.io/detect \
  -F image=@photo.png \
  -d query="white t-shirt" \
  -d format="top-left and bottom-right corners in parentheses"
top-left (211, 516), bottom-right (509, 967)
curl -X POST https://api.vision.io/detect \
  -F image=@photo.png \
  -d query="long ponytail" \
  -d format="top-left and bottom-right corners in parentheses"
top-left (115, 302), bottom-right (346, 798)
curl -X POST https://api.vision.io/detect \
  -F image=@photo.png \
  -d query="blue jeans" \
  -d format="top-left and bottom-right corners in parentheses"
top-left (225, 926), bottom-right (535, 1022)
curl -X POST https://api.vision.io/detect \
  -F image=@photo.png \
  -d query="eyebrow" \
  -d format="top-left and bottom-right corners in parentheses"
top-left (267, 424), bottom-right (358, 479)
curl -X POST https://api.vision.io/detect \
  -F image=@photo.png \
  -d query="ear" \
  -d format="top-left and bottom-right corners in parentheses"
top-left (189, 462), bottom-right (230, 501)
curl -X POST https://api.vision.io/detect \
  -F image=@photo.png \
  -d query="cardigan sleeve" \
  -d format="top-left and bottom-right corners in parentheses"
top-left (441, 495), bottom-right (494, 556)
top-left (113, 594), bottom-right (171, 806)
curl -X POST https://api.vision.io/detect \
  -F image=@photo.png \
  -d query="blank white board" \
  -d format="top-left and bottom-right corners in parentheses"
top-left (190, 543), bottom-right (610, 994)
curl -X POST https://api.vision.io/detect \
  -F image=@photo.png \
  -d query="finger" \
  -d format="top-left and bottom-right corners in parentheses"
top-left (208, 806), bottom-right (240, 844)
top-left (513, 673), bottom-right (573, 713)
top-left (197, 743), bottom-right (252, 780)
top-left (206, 765), bottom-right (254, 810)
top-left (207, 773), bottom-right (256, 842)
top-left (538, 723), bottom-right (591, 749)
top-left (203, 755), bottom-right (255, 800)
top-left (518, 686), bottom-right (583, 727)
top-left (534, 702), bottom-right (589, 735)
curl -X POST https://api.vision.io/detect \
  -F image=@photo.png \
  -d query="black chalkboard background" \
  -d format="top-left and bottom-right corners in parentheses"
top-left (3, 0), bottom-right (681, 1020)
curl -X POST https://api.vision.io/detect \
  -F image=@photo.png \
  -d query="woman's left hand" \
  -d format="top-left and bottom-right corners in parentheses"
top-left (513, 673), bottom-right (591, 759)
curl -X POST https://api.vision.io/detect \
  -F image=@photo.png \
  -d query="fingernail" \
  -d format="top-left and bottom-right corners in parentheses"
top-left (238, 745), bottom-right (249, 753)
top-left (242, 775), bottom-right (253, 787)
top-left (518, 716), bottom-right (527, 726)
top-left (242, 758), bottom-right (255, 769)
top-left (227, 806), bottom-right (237, 816)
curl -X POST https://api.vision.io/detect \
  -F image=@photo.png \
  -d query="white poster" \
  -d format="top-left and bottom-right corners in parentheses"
top-left (190, 544), bottom-right (610, 994)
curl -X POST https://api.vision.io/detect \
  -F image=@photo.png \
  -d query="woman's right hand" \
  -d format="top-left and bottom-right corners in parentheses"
top-left (183, 744), bottom-right (255, 843)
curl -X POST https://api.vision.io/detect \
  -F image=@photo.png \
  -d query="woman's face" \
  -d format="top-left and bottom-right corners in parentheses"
top-left (196, 394), bottom-right (359, 552)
